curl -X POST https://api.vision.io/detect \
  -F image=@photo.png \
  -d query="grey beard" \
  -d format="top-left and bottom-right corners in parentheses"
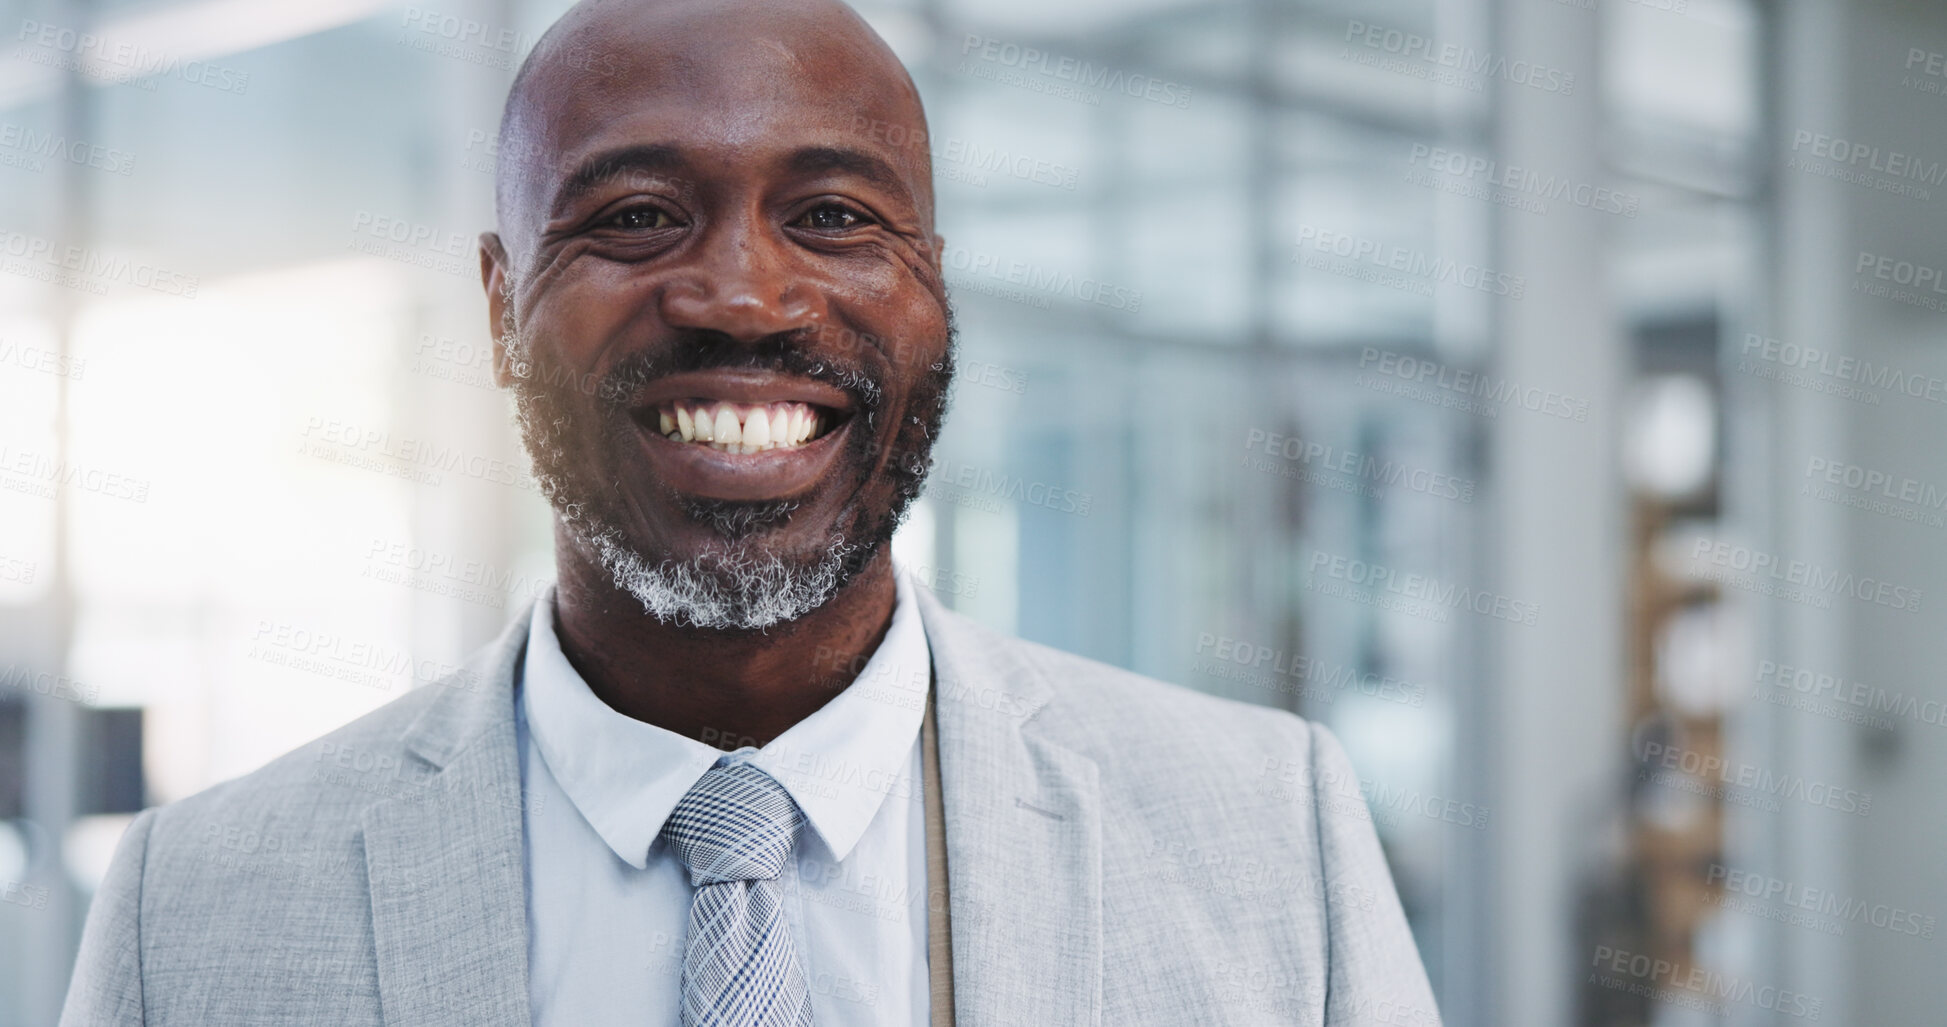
top-left (583, 523), bottom-right (862, 631)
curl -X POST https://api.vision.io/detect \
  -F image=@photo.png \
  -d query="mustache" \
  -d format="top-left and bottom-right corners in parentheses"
top-left (591, 330), bottom-right (885, 414)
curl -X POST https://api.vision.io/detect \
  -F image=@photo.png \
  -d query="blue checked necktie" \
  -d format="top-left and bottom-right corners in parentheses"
top-left (662, 761), bottom-right (816, 1027)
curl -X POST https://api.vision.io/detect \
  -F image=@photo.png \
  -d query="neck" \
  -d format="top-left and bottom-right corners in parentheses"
top-left (550, 531), bottom-right (899, 750)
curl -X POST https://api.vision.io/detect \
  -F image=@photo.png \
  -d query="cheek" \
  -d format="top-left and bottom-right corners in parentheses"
top-left (525, 269), bottom-right (652, 370)
top-left (815, 243), bottom-right (939, 310)
top-left (823, 271), bottom-right (948, 366)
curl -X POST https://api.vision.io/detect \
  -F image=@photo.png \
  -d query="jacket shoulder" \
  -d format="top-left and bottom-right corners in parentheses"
top-left (144, 677), bottom-right (464, 856)
top-left (945, 611), bottom-right (1319, 781)
top-left (144, 603), bottom-right (528, 849)
top-left (68, 682), bottom-right (465, 1026)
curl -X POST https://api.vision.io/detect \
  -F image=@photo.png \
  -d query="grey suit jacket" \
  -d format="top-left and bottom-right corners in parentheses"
top-left (62, 587), bottom-right (1440, 1025)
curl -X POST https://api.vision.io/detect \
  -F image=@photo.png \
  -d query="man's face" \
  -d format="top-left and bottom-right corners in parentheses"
top-left (485, 5), bottom-right (953, 631)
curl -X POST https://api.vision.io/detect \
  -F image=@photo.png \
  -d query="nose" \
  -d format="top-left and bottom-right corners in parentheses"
top-left (659, 217), bottom-right (821, 342)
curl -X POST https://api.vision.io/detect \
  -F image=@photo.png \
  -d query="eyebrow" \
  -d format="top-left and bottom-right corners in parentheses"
top-left (782, 145), bottom-right (910, 198)
top-left (551, 143), bottom-right (687, 213)
top-left (548, 141), bottom-right (917, 216)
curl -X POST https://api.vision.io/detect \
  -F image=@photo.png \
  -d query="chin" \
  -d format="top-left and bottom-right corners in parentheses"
top-left (578, 512), bottom-right (871, 631)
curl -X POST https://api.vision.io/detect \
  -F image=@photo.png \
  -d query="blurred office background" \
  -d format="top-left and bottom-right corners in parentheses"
top-left (3, 0), bottom-right (1944, 1022)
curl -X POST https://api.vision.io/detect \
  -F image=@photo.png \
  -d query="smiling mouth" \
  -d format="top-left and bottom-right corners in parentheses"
top-left (622, 368), bottom-right (862, 501)
top-left (648, 399), bottom-right (844, 454)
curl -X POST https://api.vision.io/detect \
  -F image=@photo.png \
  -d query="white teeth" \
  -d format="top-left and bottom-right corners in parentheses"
top-left (711, 407), bottom-right (740, 449)
top-left (656, 400), bottom-right (832, 452)
top-left (769, 406), bottom-right (790, 449)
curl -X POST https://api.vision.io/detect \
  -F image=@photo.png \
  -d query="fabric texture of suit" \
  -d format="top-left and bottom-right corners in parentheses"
top-left (61, 587), bottom-right (1441, 1026)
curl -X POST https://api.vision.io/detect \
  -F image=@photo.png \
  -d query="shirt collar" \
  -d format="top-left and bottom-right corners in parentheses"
top-left (520, 563), bottom-right (932, 869)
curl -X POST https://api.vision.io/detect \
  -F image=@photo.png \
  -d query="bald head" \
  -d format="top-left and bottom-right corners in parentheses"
top-left (492, 0), bottom-right (934, 261)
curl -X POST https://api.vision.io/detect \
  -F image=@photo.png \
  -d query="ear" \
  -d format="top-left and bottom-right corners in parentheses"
top-left (479, 232), bottom-right (519, 388)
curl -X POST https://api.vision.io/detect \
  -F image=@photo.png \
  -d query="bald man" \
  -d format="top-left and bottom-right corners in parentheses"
top-left (60, 1), bottom-right (1439, 1024)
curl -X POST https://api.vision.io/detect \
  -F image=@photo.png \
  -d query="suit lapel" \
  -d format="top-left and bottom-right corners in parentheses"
top-left (917, 589), bottom-right (1103, 1027)
top-left (362, 611), bottom-right (534, 1027)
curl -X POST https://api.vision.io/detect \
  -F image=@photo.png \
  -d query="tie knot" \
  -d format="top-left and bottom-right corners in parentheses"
top-left (662, 761), bottom-right (805, 886)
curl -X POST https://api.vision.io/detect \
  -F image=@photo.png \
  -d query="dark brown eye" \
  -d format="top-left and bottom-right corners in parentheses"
top-left (796, 204), bottom-right (863, 230)
top-left (614, 207), bottom-right (675, 230)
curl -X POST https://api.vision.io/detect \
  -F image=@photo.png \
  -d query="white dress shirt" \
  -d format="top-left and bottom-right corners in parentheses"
top-left (515, 566), bottom-right (935, 1026)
